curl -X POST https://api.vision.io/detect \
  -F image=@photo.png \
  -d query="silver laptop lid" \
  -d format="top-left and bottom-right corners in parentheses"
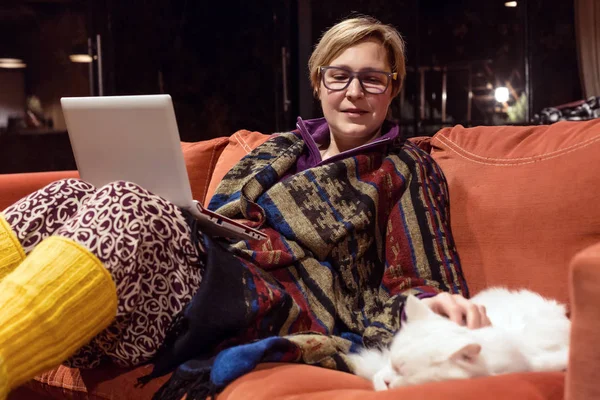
top-left (61, 94), bottom-right (194, 210)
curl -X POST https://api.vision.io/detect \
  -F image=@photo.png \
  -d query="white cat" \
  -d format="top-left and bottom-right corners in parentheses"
top-left (349, 288), bottom-right (570, 390)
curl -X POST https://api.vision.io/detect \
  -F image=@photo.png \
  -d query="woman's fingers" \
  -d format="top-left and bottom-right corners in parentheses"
top-left (425, 293), bottom-right (464, 326)
top-left (478, 305), bottom-right (491, 327)
top-left (444, 300), bottom-right (466, 326)
top-left (453, 295), bottom-right (482, 329)
top-left (422, 293), bottom-right (491, 329)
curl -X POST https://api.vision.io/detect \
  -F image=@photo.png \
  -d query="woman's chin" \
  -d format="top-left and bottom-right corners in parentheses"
top-left (338, 124), bottom-right (378, 139)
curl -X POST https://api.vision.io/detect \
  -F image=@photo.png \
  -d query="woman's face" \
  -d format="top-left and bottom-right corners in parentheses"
top-left (318, 39), bottom-right (394, 146)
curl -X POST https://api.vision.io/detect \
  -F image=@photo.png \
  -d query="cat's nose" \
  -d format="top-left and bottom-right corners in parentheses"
top-left (383, 377), bottom-right (392, 389)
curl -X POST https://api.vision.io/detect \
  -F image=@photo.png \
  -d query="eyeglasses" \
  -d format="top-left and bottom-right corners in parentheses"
top-left (319, 66), bottom-right (397, 94)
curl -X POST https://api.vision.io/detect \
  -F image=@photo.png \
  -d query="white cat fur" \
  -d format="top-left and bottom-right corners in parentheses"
top-left (349, 288), bottom-right (570, 390)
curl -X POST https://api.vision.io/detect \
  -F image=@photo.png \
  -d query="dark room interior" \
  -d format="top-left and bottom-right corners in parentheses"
top-left (0, 0), bottom-right (591, 172)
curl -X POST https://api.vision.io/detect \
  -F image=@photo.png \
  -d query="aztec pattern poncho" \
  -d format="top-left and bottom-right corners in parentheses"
top-left (149, 124), bottom-right (469, 399)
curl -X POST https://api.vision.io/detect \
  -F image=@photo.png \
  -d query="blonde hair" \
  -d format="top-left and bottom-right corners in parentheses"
top-left (308, 16), bottom-right (406, 98)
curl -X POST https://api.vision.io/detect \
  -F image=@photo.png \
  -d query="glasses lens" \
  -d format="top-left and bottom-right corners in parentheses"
top-left (322, 67), bottom-right (389, 94)
top-left (358, 71), bottom-right (389, 94)
top-left (323, 67), bottom-right (351, 90)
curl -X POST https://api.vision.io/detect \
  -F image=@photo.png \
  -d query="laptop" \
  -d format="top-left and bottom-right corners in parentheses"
top-left (60, 94), bottom-right (267, 241)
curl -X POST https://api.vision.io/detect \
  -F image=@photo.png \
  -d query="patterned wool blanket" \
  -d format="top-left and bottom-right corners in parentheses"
top-left (147, 132), bottom-right (469, 399)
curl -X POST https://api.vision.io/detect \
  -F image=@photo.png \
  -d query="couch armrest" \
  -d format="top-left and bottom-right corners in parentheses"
top-left (0, 171), bottom-right (78, 212)
top-left (566, 241), bottom-right (600, 400)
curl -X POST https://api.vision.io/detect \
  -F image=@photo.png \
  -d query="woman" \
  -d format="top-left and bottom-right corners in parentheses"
top-left (0, 16), bottom-right (488, 400)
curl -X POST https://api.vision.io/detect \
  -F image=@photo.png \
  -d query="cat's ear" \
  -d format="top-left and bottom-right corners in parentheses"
top-left (404, 295), bottom-right (435, 322)
top-left (450, 343), bottom-right (482, 365)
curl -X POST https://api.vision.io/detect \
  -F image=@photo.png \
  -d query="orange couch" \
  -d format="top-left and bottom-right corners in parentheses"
top-left (3, 122), bottom-right (600, 400)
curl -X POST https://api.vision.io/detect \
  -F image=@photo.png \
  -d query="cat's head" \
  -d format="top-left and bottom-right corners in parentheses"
top-left (383, 295), bottom-right (489, 389)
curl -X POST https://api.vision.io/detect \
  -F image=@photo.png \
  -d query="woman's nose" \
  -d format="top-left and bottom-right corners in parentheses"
top-left (345, 78), bottom-right (364, 98)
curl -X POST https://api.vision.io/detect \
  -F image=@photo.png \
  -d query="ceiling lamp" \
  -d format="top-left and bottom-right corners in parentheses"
top-left (0, 58), bottom-right (26, 69)
top-left (69, 54), bottom-right (93, 63)
top-left (505, 1), bottom-right (517, 7)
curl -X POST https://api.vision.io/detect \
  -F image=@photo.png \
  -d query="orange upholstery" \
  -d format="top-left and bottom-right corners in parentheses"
top-left (566, 242), bottom-right (600, 400)
top-left (217, 364), bottom-right (565, 400)
top-left (429, 120), bottom-right (600, 304)
top-left (0, 139), bottom-right (230, 213)
top-left (3, 122), bottom-right (599, 400)
top-left (181, 138), bottom-right (231, 204)
top-left (0, 171), bottom-right (79, 212)
top-left (204, 130), bottom-right (271, 204)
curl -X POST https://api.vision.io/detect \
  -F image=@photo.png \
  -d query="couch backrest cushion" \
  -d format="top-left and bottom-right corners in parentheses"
top-left (204, 130), bottom-right (271, 204)
top-left (430, 119), bottom-right (600, 304)
top-left (0, 171), bottom-right (80, 212)
top-left (181, 138), bottom-right (231, 203)
top-left (1, 138), bottom-right (243, 214)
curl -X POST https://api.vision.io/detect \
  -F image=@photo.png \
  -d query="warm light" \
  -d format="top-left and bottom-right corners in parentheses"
top-left (69, 54), bottom-right (93, 63)
top-left (0, 62), bottom-right (26, 69)
top-left (0, 58), bottom-right (23, 64)
top-left (495, 87), bottom-right (510, 103)
top-left (505, 1), bottom-right (517, 7)
top-left (0, 58), bottom-right (26, 69)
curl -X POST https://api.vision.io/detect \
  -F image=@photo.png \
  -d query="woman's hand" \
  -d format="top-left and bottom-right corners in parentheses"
top-left (421, 292), bottom-right (491, 329)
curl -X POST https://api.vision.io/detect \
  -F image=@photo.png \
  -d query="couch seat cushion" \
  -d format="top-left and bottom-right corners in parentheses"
top-left (16, 363), bottom-right (564, 400)
top-left (218, 363), bottom-right (565, 400)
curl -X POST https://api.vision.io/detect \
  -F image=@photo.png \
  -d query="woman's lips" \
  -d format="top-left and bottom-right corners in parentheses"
top-left (342, 109), bottom-right (368, 117)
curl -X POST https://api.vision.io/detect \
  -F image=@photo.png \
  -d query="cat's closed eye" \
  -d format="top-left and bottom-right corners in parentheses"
top-left (392, 361), bottom-right (405, 375)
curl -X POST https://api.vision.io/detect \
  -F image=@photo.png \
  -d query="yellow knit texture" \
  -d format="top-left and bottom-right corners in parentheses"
top-left (0, 356), bottom-right (7, 400)
top-left (0, 236), bottom-right (117, 399)
top-left (0, 215), bottom-right (26, 281)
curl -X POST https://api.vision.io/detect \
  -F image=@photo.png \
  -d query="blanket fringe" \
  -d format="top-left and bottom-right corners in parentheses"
top-left (152, 369), bottom-right (214, 400)
top-left (135, 309), bottom-right (188, 388)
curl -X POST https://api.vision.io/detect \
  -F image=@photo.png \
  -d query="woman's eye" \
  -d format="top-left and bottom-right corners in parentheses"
top-left (332, 74), bottom-right (349, 81)
top-left (364, 75), bottom-right (384, 84)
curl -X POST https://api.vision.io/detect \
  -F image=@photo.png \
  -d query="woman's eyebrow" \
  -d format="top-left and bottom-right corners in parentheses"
top-left (329, 64), bottom-right (389, 72)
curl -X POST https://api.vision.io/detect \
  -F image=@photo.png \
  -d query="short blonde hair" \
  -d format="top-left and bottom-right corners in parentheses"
top-left (308, 16), bottom-right (406, 98)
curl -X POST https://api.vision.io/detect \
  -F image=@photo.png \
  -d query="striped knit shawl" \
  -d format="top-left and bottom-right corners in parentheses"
top-left (152, 131), bottom-right (468, 399)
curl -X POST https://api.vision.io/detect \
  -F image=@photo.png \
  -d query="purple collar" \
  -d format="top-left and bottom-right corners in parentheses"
top-left (294, 117), bottom-right (400, 172)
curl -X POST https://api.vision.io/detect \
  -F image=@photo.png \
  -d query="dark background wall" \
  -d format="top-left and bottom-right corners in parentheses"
top-left (97, 0), bottom-right (295, 140)
top-left (0, 0), bottom-right (583, 173)
top-left (312, 0), bottom-right (581, 130)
